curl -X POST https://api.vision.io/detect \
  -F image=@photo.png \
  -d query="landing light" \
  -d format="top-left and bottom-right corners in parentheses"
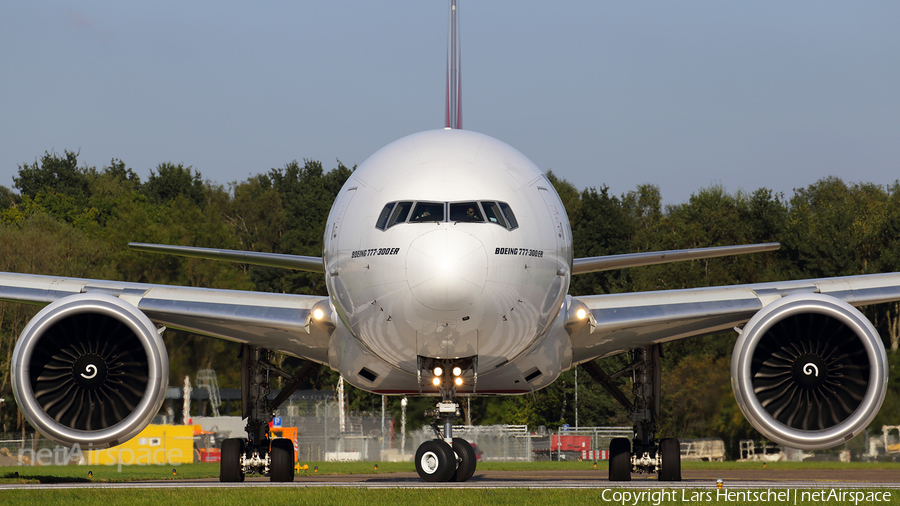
top-left (432, 377), bottom-right (441, 387)
top-left (433, 367), bottom-right (443, 377)
top-left (452, 367), bottom-right (462, 377)
top-left (313, 308), bottom-right (325, 320)
top-left (576, 308), bottom-right (587, 320)
top-left (454, 377), bottom-right (463, 386)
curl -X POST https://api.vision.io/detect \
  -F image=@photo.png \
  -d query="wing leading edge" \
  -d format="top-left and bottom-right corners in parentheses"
top-left (572, 242), bottom-right (780, 274)
top-left (128, 243), bottom-right (324, 273)
top-left (0, 271), bottom-right (331, 363)
top-left (568, 271), bottom-right (900, 364)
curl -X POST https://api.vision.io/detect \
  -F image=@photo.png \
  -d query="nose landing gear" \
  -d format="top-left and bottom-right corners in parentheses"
top-left (414, 400), bottom-right (478, 482)
top-left (414, 358), bottom-right (477, 483)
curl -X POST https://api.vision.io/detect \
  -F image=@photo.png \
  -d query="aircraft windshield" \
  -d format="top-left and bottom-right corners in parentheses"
top-left (375, 203), bottom-right (394, 230)
top-left (481, 202), bottom-right (507, 228)
top-left (387, 201), bottom-right (413, 228)
top-left (410, 202), bottom-right (444, 222)
top-left (376, 200), bottom-right (517, 230)
top-left (499, 202), bottom-right (518, 229)
top-left (449, 202), bottom-right (484, 223)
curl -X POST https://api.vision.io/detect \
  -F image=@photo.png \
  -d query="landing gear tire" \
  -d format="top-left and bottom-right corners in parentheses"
top-left (220, 438), bottom-right (245, 482)
top-left (415, 440), bottom-right (457, 482)
top-left (450, 438), bottom-right (477, 482)
top-left (658, 438), bottom-right (681, 482)
top-left (270, 439), bottom-right (295, 482)
top-left (609, 437), bottom-right (631, 482)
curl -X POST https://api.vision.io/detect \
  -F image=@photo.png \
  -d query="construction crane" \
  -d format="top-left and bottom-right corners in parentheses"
top-left (196, 369), bottom-right (222, 417)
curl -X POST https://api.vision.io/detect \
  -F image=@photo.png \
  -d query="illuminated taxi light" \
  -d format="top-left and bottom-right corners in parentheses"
top-left (576, 308), bottom-right (587, 320)
top-left (452, 367), bottom-right (462, 377)
top-left (313, 308), bottom-right (325, 320)
top-left (432, 377), bottom-right (441, 387)
top-left (454, 377), bottom-right (463, 386)
top-left (433, 367), bottom-right (443, 377)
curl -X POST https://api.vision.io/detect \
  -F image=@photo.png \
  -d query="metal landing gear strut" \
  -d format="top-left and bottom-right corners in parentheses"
top-left (220, 345), bottom-right (320, 483)
top-left (415, 359), bottom-right (477, 483)
top-left (582, 344), bottom-right (681, 482)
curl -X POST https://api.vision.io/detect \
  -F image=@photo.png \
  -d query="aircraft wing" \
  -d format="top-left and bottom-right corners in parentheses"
top-left (0, 271), bottom-right (332, 363)
top-left (572, 243), bottom-right (780, 274)
top-left (568, 271), bottom-right (900, 364)
top-left (129, 243), bottom-right (324, 273)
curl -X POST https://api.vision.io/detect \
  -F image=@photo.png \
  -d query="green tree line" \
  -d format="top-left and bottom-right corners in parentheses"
top-left (1, 151), bottom-right (898, 457)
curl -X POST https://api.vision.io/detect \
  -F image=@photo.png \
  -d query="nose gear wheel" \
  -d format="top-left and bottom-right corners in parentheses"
top-left (415, 440), bottom-right (456, 482)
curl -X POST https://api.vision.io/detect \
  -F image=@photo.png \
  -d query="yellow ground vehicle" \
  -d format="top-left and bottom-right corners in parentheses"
top-left (83, 424), bottom-right (195, 465)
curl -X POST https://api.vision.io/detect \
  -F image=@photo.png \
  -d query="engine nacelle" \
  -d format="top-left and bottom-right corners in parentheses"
top-left (11, 293), bottom-right (168, 449)
top-left (732, 293), bottom-right (887, 450)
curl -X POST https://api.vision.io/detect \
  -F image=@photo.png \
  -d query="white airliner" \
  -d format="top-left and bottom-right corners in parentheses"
top-left (3, 0), bottom-right (894, 483)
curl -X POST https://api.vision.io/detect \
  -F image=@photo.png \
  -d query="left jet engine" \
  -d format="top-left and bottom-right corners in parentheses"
top-left (11, 293), bottom-right (168, 449)
top-left (731, 293), bottom-right (888, 450)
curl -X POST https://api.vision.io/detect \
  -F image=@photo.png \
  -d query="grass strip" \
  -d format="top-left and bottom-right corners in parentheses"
top-left (3, 488), bottom-right (899, 506)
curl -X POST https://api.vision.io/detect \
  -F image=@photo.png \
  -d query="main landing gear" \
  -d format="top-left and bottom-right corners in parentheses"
top-left (220, 345), bottom-right (320, 482)
top-left (414, 360), bottom-right (477, 482)
top-left (582, 344), bottom-right (681, 482)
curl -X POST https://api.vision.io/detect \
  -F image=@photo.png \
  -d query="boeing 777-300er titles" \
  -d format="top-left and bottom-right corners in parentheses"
top-left (3, 0), bottom-right (894, 483)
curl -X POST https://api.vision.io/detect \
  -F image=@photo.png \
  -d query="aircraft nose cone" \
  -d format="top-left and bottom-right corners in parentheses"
top-left (406, 229), bottom-right (487, 311)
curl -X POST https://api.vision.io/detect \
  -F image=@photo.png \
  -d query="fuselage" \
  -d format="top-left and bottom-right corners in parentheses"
top-left (323, 129), bottom-right (575, 395)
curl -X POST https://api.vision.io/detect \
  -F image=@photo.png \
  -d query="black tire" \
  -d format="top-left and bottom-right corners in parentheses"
top-left (658, 438), bottom-right (681, 482)
top-left (609, 437), bottom-right (631, 482)
top-left (450, 438), bottom-right (477, 482)
top-left (220, 438), bottom-right (245, 483)
top-left (415, 439), bottom-right (456, 482)
top-left (270, 438), bottom-right (295, 482)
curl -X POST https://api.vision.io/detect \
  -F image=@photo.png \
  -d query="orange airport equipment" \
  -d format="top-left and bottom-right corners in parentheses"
top-left (269, 426), bottom-right (299, 462)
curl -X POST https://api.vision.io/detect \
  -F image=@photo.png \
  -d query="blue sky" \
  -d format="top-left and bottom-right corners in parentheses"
top-left (2, 1), bottom-right (898, 205)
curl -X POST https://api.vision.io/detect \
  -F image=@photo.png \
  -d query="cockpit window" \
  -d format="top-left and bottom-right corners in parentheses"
top-left (387, 201), bottom-right (413, 228)
top-left (375, 203), bottom-right (394, 230)
top-left (481, 202), bottom-right (507, 228)
top-left (375, 200), bottom-right (517, 230)
top-left (500, 202), bottom-right (518, 230)
top-left (410, 202), bottom-right (444, 222)
top-left (449, 202), bottom-right (484, 223)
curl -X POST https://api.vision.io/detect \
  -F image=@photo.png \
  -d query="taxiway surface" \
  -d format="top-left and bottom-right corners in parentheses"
top-left (2, 469), bottom-right (899, 490)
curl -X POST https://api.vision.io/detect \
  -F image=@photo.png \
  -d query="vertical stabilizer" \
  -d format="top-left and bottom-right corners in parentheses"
top-left (445, 0), bottom-right (462, 129)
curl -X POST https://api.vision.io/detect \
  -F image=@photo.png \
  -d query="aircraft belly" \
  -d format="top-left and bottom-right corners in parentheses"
top-left (332, 315), bottom-right (573, 396)
top-left (328, 325), bottom-right (418, 393)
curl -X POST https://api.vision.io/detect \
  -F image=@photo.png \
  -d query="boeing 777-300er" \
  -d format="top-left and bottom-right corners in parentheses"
top-left (3, 1), bottom-right (894, 483)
